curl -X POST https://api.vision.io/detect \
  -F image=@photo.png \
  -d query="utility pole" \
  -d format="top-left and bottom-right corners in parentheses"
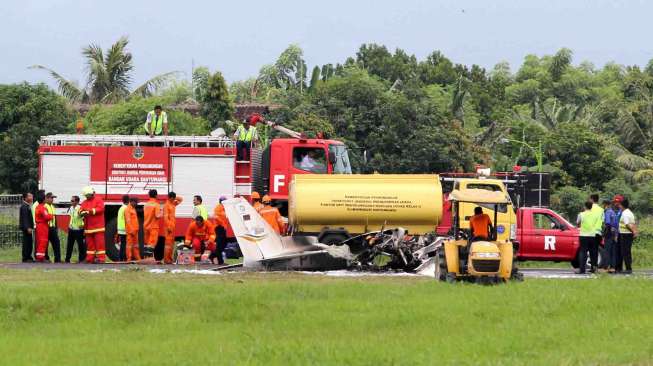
top-left (191, 58), bottom-right (195, 100)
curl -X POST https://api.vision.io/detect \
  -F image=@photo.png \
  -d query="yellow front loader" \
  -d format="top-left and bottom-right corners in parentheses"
top-left (434, 189), bottom-right (522, 283)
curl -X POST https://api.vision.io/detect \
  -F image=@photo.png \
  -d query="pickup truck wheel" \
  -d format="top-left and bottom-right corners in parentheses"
top-left (434, 247), bottom-right (447, 281)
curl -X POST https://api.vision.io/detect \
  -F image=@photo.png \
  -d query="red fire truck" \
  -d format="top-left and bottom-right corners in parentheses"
top-left (38, 131), bottom-right (352, 260)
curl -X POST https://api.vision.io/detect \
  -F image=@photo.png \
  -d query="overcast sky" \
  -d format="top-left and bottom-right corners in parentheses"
top-left (2, 0), bottom-right (652, 88)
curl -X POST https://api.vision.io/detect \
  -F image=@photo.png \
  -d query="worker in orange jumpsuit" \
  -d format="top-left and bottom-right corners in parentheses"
top-left (212, 196), bottom-right (235, 265)
top-left (163, 191), bottom-right (183, 264)
top-left (34, 192), bottom-right (53, 262)
top-left (80, 186), bottom-right (106, 263)
top-left (143, 189), bottom-right (162, 258)
top-left (251, 191), bottom-right (263, 212)
top-left (184, 216), bottom-right (216, 262)
top-left (259, 195), bottom-right (286, 234)
top-left (469, 206), bottom-right (493, 241)
top-left (125, 197), bottom-right (141, 262)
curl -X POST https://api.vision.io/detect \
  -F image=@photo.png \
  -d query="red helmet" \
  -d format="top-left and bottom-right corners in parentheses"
top-left (613, 194), bottom-right (624, 203)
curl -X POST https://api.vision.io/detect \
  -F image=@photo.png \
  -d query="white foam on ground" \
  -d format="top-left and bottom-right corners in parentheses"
top-left (148, 269), bottom-right (221, 275)
top-left (300, 270), bottom-right (420, 277)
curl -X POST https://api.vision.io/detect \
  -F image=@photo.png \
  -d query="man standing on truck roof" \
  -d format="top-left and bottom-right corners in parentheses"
top-left (259, 195), bottom-right (285, 234)
top-left (80, 186), bottom-right (106, 263)
top-left (577, 201), bottom-right (599, 274)
top-left (45, 192), bottom-right (62, 263)
top-left (234, 116), bottom-right (258, 161)
top-left (192, 195), bottom-right (208, 221)
top-left (145, 105), bottom-right (168, 137)
top-left (125, 197), bottom-right (141, 262)
top-left (116, 195), bottom-right (129, 262)
top-left (469, 207), bottom-right (493, 241)
top-left (143, 190), bottom-right (162, 259)
top-left (163, 192), bottom-right (183, 264)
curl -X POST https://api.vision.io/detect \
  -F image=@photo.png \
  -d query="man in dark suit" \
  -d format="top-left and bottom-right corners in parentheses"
top-left (19, 192), bottom-right (34, 262)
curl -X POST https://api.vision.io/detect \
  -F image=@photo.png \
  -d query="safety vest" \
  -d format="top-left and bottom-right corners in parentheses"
top-left (145, 111), bottom-right (166, 135)
top-left (578, 211), bottom-right (595, 237)
top-left (193, 204), bottom-right (208, 221)
top-left (117, 204), bottom-right (127, 235)
top-left (45, 203), bottom-right (56, 228)
top-left (69, 205), bottom-right (84, 230)
top-left (236, 125), bottom-right (256, 142)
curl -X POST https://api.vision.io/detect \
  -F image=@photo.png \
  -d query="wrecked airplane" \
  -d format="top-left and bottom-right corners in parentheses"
top-left (222, 198), bottom-right (441, 273)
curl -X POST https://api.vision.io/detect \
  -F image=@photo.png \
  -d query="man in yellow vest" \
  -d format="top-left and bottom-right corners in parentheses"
top-left (234, 117), bottom-right (258, 160)
top-left (145, 105), bottom-right (168, 137)
top-left (65, 195), bottom-right (86, 263)
top-left (192, 195), bottom-right (208, 221)
top-left (116, 195), bottom-right (129, 261)
top-left (45, 192), bottom-right (62, 263)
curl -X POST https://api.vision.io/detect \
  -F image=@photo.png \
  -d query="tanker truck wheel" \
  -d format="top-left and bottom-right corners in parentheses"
top-left (434, 247), bottom-right (447, 282)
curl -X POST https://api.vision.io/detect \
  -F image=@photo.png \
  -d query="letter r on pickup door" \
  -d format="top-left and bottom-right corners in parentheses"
top-left (544, 236), bottom-right (556, 251)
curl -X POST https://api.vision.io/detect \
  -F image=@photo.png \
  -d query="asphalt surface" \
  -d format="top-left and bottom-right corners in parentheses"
top-left (1, 262), bottom-right (652, 278)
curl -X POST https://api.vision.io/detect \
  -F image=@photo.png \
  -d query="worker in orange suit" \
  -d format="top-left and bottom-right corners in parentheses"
top-left (163, 191), bottom-right (183, 264)
top-left (34, 192), bottom-right (53, 262)
top-left (184, 216), bottom-right (216, 262)
top-left (259, 195), bottom-right (285, 234)
top-left (143, 189), bottom-right (162, 258)
top-left (125, 197), bottom-right (141, 262)
top-left (251, 191), bottom-right (263, 212)
top-left (212, 196), bottom-right (234, 265)
top-left (80, 186), bottom-right (106, 263)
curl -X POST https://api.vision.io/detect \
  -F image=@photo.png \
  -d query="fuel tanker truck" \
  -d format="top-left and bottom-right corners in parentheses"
top-left (288, 174), bottom-right (444, 245)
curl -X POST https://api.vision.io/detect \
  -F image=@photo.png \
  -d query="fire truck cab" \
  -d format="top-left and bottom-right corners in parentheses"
top-left (38, 134), bottom-right (351, 261)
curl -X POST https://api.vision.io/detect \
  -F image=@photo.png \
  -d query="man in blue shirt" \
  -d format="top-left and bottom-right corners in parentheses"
top-left (603, 198), bottom-right (621, 273)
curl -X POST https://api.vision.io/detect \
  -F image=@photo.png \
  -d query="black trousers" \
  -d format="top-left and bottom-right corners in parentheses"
top-left (66, 229), bottom-right (86, 263)
top-left (118, 234), bottom-right (127, 261)
top-left (48, 227), bottom-right (62, 262)
top-left (579, 236), bottom-right (598, 273)
top-left (236, 140), bottom-right (251, 161)
top-left (616, 233), bottom-right (634, 272)
top-left (212, 226), bottom-right (227, 265)
top-left (21, 229), bottom-right (33, 262)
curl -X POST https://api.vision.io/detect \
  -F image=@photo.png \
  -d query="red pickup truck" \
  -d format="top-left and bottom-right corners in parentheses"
top-left (514, 207), bottom-right (583, 267)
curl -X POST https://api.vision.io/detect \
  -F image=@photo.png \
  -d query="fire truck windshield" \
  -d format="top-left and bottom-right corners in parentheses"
top-left (329, 144), bottom-right (352, 174)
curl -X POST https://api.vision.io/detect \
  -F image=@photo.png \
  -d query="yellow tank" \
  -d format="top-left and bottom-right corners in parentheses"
top-left (289, 174), bottom-right (443, 235)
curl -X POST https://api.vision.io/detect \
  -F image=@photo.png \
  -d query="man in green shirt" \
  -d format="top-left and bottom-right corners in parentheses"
top-left (576, 201), bottom-right (599, 274)
top-left (117, 195), bottom-right (129, 261)
top-left (589, 194), bottom-right (605, 268)
top-left (65, 195), bottom-right (86, 263)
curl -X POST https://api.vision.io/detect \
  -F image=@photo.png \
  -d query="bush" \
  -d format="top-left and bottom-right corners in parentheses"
top-left (550, 185), bottom-right (589, 221)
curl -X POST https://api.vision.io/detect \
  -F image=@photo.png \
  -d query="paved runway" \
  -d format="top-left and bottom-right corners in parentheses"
top-left (1, 262), bottom-right (652, 278)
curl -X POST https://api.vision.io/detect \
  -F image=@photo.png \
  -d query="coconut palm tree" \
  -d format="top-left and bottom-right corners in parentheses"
top-left (30, 36), bottom-right (178, 103)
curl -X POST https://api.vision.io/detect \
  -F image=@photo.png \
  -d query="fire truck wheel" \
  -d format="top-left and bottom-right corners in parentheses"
top-left (104, 217), bottom-right (121, 262)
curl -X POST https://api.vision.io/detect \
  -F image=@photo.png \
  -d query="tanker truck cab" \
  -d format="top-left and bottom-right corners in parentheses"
top-left (453, 178), bottom-right (517, 242)
top-left (435, 189), bottom-right (519, 283)
top-left (265, 139), bottom-right (352, 201)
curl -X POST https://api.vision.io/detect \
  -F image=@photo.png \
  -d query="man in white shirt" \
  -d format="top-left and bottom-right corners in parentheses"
top-left (616, 198), bottom-right (637, 274)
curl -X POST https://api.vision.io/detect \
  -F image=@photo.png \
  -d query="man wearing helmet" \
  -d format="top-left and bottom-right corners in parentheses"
top-left (259, 195), bottom-right (285, 234)
top-left (79, 186), bottom-right (106, 263)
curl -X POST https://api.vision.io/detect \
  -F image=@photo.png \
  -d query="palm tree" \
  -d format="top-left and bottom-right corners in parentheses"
top-left (30, 36), bottom-right (178, 103)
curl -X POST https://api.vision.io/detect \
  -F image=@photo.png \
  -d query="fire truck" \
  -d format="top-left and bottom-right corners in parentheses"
top-left (38, 126), bottom-right (352, 260)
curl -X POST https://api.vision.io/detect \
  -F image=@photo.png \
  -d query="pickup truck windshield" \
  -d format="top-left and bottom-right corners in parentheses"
top-left (329, 144), bottom-right (352, 174)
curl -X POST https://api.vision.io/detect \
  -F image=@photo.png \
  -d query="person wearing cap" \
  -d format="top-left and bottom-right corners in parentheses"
top-left (34, 191), bottom-right (53, 262)
top-left (233, 115), bottom-right (259, 160)
top-left (145, 105), bottom-right (168, 137)
top-left (616, 198), bottom-right (637, 274)
top-left (184, 216), bottom-right (216, 262)
top-left (192, 195), bottom-right (208, 221)
top-left (251, 191), bottom-right (263, 212)
top-left (259, 195), bottom-right (285, 234)
top-left (212, 196), bottom-right (233, 265)
top-left (163, 192), bottom-right (183, 264)
top-left (143, 189), bottom-right (162, 259)
top-left (80, 186), bottom-right (106, 263)
top-left (65, 195), bottom-right (86, 263)
top-left (44, 192), bottom-right (62, 263)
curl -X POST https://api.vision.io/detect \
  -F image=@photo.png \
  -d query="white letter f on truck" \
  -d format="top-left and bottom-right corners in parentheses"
top-left (273, 174), bottom-right (285, 193)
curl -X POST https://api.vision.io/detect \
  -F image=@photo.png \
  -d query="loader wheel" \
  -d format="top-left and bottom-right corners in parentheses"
top-left (510, 268), bottom-right (524, 282)
top-left (434, 247), bottom-right (447, 282)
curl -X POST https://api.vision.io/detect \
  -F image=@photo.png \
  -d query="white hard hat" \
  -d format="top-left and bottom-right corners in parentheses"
top-left (82, 186), bottom-right (95, 196)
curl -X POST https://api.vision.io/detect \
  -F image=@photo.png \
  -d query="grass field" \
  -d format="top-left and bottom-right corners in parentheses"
top-left (1, 270), bottom-right (652, 365)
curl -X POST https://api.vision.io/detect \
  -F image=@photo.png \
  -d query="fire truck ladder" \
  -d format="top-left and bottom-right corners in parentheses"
top-left (39, 134), bottom-right (235, 148)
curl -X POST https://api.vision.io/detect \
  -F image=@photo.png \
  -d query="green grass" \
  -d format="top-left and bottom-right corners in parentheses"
top-left (0, 270), bottom-right (652, 365)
